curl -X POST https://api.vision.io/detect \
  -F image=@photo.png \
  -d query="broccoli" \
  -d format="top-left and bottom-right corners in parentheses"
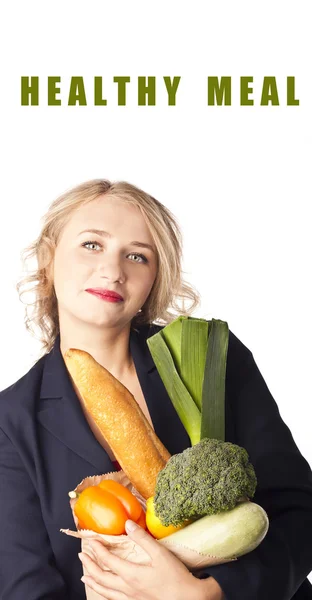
top-left (153, 438), bottom-right (257, 526)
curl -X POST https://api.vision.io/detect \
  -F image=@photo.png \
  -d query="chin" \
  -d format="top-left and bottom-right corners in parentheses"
top-left (81, 310), bottom-right (129, 328)
top-left (70, 300), bottom-right (135, 329)
top-left (85, 315), bottom-right (122, 328)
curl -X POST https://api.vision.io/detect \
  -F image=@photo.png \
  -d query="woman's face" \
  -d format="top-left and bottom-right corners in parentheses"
top-left (52, 195), bottom-right (158, 330)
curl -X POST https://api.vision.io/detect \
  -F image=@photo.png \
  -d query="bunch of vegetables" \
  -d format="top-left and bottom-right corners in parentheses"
top-left (63, 316), bottom-right (269, 569)
top-left (145, 317), bottom-right (269, 559)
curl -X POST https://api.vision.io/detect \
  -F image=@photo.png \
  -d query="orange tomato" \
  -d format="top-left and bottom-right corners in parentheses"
top-left (98, 480), bottom-right (142, 522)
top-left (74, 486), bottom-right (128, 535)
top-left (136, 508), bottom-right (147, 530)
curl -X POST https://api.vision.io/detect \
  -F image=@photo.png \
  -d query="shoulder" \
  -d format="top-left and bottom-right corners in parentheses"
top-left (135, 322), bottom-right (165, 339)
top-left (0, 353), bottom-right (47, 426)
top-left (228, 327), bottom-right (253, 362)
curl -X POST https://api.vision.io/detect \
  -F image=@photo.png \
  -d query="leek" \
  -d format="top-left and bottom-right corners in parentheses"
top-left (147, 316), bottom-right (229, 444)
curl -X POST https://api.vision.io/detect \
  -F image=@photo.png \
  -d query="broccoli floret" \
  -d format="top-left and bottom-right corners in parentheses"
top-left (154, 438), bottom-right (257, 526)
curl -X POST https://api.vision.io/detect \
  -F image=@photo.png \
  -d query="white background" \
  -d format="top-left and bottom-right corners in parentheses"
top-left (1, 0), bottom-right (311, 586)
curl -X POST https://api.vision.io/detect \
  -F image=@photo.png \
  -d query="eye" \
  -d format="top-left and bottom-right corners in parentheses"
top-left (128, 252), bottom-right (148, 264)
top-left (81, 242), bottom-right (148, 263)
top-left (81, 241), bottom-right (102, 251)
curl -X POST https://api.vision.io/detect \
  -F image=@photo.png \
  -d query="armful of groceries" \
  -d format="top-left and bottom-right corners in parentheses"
top-left (60, 318), bottom-right (268, 594)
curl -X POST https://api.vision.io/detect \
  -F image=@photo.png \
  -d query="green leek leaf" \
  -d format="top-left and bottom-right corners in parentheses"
top-left (160, 316), bottom-right (186, 375)
top-left (147, 330), bottom-right (201, 446)
top-left (181, 318), bottom-right (209, 410)
top-left (200, 319), bottom-right (229, 442)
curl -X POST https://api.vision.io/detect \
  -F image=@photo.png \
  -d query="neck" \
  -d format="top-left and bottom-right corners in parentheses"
top-left (59, 314), bottom-right (135, 381)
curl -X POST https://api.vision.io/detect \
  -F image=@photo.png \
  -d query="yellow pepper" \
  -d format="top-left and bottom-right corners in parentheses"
top-left (145, 497), bottom-right (188, 539)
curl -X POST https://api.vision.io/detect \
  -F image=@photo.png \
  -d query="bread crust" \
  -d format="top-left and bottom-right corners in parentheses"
top-left (64, 348), bottom-right (170, 499)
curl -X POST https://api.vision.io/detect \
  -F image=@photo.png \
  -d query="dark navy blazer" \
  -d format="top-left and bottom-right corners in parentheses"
top-left (0, 323), bottom-right (312, 599)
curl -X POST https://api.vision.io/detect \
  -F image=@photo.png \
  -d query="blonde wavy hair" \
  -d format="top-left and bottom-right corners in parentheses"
top-left (17, 179), bottom-right (201, 356)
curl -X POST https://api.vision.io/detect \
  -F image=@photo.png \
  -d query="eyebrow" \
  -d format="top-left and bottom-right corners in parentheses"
top-left (78, 229), bottom-right (156, 253)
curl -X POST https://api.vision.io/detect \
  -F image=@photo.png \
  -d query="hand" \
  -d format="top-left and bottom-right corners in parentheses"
top-left (78, 519), bottom-right (211, 599)
top-left (198, 576), bottom-right (226, 600)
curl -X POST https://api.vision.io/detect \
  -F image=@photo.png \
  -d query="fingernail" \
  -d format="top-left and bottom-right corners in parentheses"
top-left (126, 519), bottom-right (138, 533)
top-left (78, 552), bottom-right (83, 560)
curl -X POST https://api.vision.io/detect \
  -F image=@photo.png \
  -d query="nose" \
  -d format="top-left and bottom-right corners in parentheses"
top-left (97, 253), bottom-right (125, 284)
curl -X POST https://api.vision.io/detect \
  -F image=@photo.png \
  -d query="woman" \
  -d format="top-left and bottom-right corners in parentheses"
top-left (0, 179), bottom-right (311, 600)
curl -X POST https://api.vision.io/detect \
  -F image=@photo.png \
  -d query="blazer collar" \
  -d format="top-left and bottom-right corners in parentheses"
top-left (38, 325), bottom-right (190, 473)
top-left (40, 325), bottom-right (157, 401)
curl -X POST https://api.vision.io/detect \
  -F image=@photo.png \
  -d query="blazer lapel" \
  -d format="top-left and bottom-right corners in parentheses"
top-left (129, 326), bottom-right (191, 456)
top-left (38, 336), bottom-right (114, 474)
top-left (37, 325), bottom-right (191, 475)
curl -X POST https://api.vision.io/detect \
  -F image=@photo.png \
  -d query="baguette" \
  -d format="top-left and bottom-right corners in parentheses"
top-left (63, 348), bottom-right (170, 499)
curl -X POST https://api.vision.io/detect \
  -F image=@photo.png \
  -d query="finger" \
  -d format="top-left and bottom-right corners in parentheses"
top-left (125, 519), bottom-right (163, 560)
top-left (78, 552), bottom-right (127, 593)
top-left (88, 539), bottom-right (143, 577)
top-left (81, 575), bottom-right (128, 600)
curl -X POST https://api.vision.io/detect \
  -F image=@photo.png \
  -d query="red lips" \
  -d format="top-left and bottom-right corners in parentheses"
top-left (85, 288), bottom-right (124, 302)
